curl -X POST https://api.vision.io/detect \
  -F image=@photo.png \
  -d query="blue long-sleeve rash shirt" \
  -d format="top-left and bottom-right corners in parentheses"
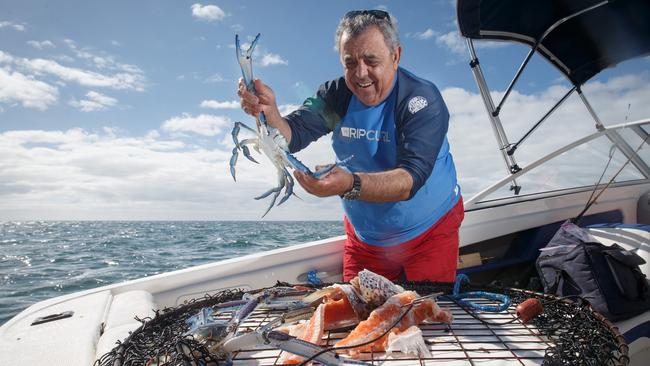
top-left (285, 67), bottom-right (460, 246)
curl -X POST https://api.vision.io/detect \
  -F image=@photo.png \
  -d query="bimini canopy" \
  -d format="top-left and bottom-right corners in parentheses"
top-left (457, 0), bottom-right (650, 86)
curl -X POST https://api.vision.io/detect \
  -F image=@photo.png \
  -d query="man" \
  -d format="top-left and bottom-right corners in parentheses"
top-left (238, 10), bottom-right (463, 282)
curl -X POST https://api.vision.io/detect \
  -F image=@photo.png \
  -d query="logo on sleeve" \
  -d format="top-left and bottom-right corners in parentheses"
top-left (407, 96), bottom-right (428, 114)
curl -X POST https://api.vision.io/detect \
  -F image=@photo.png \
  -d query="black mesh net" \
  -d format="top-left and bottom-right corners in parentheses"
top-left (94, 282), bottom-right (628, 366)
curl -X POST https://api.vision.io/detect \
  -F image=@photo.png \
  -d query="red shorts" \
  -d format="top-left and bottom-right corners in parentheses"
top-left (343, 197), bottom-right (464, 282)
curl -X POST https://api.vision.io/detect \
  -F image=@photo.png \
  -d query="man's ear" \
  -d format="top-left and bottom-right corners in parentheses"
top-left (392, 46), bottom-right (402, 70)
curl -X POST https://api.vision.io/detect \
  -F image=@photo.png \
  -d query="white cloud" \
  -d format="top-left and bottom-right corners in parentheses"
top-left (191, 3), bottom-right (226, 22)
top-left (69, 91), bottom-right (118, 112)
top-left (162, 113), bottom-right (231, 136)
top-left (414, 29), bottom-right (435, 40)
top-left (205, 73), bottom-right (226, 83)
top-left (25, 57), bottom-right (144, 90)
top-left (0, 67), bottom-right (59, 110)
top-left (436, 30), bottom-right (509, 55)
top-left (63, 39), bottom-right (143, 74)
top-left (436, 31), bottom-right (466, 55)
top-left (200, 100), bottom-right (239, 109)
top-left (0, 50), bottom-right (145, 91)
top-left (0, 21), bottom-right (25, 32)
top-left (260, 53), bottom-right (288, 67)
top-left (0, 51), bottom-right (14, 63)
top-left (27, 40), bottom-right (55, 49)
top-left (111, 40), bottom-right (121, 46)
top-left (54, 54), bottom-right (75, 64)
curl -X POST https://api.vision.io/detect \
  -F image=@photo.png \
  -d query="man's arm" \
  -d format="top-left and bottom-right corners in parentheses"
top-left (294, 167), bottom-right (413, 202)
top-left (356, 168), bottom-right (413, 202)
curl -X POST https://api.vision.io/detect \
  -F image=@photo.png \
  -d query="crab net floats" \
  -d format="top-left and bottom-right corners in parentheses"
top-left (95, 282), bottom-right (628, 366)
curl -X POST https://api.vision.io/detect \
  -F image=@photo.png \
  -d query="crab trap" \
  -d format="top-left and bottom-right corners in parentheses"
top-left (94, 282), bottom-right (629, 366)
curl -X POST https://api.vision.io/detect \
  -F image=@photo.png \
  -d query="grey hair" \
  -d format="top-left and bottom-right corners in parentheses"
top-left (335, 11), bottom-right (400, 53)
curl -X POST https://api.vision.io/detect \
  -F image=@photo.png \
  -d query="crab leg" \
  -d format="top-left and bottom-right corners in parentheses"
top-left (255, 168), bottom-right (286, 217)
top-left (238, 138), bottom-right (259, 164)
top-left (231, 122), bottom-right (256, 147)
top-left (284, 153), bottom-right (354, 179)
top-left (311, 155), bottom-right (354, 178)
top-left (230, 122), bottom-right (260, 181)
top-left (277, 168), bottom-right (295, 206)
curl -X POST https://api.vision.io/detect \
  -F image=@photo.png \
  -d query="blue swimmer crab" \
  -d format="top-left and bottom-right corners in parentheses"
top-left (231, 33), bottom-right (351, 217)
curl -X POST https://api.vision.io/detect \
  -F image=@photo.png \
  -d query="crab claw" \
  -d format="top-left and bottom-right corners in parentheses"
top-left (311, 155), bottom-right (354, 178)
top-left (229, 147), bottom-right (239, 181)
top-left (241, 145), bottom-right (258, 164)
top-left (235, 33), bottom-right (261, 91)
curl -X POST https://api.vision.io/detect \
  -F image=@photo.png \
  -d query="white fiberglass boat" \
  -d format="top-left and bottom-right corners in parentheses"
top-left (2, 0), bottom-right (650, 365)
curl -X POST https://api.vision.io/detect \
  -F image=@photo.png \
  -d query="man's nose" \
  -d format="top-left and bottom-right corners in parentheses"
top-left (354, 62), bottom-right (368, 79)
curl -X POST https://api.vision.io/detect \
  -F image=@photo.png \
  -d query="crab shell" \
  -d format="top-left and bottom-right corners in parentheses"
top-left (354, 269), bottom-right (404, 305)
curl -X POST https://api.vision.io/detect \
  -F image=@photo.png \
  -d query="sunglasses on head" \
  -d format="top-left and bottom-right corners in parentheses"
top-left (344, 9), bottom-right (391, 23)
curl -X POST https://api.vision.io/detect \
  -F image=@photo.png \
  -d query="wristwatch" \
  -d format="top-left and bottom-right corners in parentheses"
top-left (341, 173), bottom-right (361, 200)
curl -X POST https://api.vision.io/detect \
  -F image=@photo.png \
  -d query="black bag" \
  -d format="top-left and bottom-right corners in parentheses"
top-left (537, 240), bottom-right (650, 321)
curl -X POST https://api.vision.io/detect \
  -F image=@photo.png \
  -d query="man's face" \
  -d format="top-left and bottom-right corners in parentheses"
top-left (339, 26), bottom-right (401, 107)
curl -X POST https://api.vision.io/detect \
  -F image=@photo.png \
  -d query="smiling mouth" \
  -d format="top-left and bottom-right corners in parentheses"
top-left (356, 81), bottom-right (374, 88)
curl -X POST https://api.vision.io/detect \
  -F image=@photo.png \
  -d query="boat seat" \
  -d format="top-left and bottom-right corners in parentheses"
top-left (95, 290), bottom-right (156, 360)
top-left (104, 290), bottom-right (156, 329)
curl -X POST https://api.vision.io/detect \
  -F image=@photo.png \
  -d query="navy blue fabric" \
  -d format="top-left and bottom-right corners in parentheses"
top-left (624, 321), bottom-right (650, 344)
top-left (457, 0), bottom-right (650, 86)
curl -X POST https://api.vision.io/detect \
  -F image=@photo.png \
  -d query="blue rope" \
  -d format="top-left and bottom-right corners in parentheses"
top-left (441, 274), bottom-right (511, 312)
top-left (306, 270), bottom-right (323, 285)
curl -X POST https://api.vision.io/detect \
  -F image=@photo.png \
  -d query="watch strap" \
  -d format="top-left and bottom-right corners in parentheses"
top-left (341, 173), bottom-right (361, 200)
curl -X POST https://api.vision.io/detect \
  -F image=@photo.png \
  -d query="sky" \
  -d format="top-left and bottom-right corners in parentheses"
top-left (1, 0), bottom-right (649, 220)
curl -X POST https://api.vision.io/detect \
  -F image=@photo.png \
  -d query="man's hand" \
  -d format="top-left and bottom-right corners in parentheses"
top-left (236, 78), bottom-right (292, 142)
top-left (293, 167), bottom-right (354, 198)
top-left (237, 78), bottom-right (282, 120)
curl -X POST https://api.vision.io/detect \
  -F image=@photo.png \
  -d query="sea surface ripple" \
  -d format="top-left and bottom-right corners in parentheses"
top-left (0, 221), bottom-right (343, 325)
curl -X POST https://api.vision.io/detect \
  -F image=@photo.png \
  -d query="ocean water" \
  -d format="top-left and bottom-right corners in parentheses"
top-left (0, 221), bottom-right (343, 326)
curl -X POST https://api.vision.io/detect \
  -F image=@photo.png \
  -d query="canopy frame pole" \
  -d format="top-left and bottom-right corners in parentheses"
top-left (465, 118), bottom-right (650, 207)
top-left (578, 87), bottom-right (650, 178)
top-left (632, 125), bottom-right (650, 142)
top-left (507, 86), bottom-right (576, 156)
top-left (467, 39), bottom-right (521, 194)
top-left (492, 0), bottom-right (612, 117)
